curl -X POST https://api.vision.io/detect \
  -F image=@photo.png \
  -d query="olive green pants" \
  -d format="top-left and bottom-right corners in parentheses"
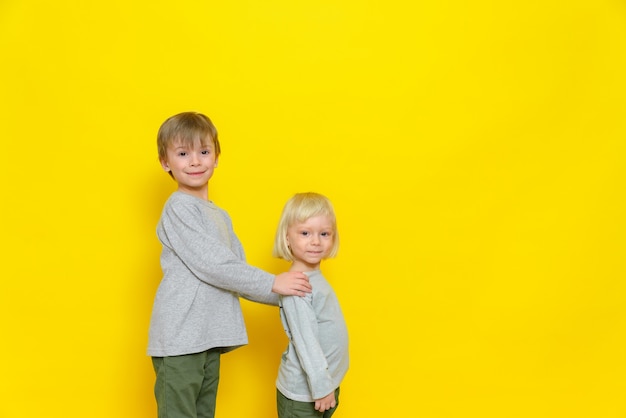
top-left (152, 349), bottom-right (221, 418)
top-left (277, 387), bottom-right (340, 418)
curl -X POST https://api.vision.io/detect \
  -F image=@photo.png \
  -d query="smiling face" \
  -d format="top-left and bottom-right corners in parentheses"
top-left (286, 214), bottom-right (335, 271)
top-left (160, 137), bottom-right (219, 199)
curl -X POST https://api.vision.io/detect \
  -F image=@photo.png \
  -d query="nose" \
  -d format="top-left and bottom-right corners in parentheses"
top-left (190, 152), bottom-right (200, 166)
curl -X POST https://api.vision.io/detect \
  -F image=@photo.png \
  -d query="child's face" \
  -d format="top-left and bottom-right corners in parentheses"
top-left (286, 215), bottom-right (335, 271)
top-left (160, 138), bottom-right (218, 198)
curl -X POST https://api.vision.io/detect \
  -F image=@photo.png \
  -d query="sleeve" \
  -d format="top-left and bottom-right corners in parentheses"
top-left (159, 201), bottom-right (277, 304)
top-left (280, 294), bottom-right (335, 399)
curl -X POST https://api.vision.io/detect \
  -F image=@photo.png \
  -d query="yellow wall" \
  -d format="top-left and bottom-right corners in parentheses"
top-left (1, 1), bottom-right (625, 417)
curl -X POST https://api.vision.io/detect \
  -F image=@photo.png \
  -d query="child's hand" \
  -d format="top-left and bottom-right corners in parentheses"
top-left (314, 392), bottom-right (336, 412)
top-left (272, 272), bottom-right (311, 296)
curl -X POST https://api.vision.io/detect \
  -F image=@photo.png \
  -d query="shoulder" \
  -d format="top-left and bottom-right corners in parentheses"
top-left (163, 193), bottom-right (195, 210)
top-left (164, 192), bottom-right (222, 213)
top-left (166, 191), bottom-right (200, 206)
top-left (306, 270), bottom-right (329, 286)
top-left (159, 193), bottom-right (207, 224)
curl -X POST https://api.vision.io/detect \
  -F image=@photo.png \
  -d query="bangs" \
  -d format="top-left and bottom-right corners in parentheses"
top-left (172, 132), bottom-right (213, 149)
top-left (290, 198), bottom-right (335, 226)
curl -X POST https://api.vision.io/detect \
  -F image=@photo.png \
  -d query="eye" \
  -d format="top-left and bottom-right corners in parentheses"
top-left (321, 232), bottom-right (331, 237)
top-left (178, 151), bottom-right (187, 157)
top-left (300, 231), bottom-right (310, 237)
top-left (201, 150), bottom-right (211, 155)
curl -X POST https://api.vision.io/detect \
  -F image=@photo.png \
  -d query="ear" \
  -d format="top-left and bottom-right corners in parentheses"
top-left (160, 159), bottom-right (170, 172)
top-left (214, 157), bottom-right (219, 168)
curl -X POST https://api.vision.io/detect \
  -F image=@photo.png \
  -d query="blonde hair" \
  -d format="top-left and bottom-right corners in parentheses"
top-left (273, 192), bottom-right (339, 262)
top-left (157, 112), bottom-right (220, 177)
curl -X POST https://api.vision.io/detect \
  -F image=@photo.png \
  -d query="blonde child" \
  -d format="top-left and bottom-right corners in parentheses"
top-left (273, 192), bottom-right (349, 417)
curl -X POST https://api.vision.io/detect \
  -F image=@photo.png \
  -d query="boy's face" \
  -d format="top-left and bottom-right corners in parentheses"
top-left (160, 138), bottom-right (219, 199)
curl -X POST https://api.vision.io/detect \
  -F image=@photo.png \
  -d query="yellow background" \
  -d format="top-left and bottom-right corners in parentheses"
top-left (1, 1), bottom-right (625, 417)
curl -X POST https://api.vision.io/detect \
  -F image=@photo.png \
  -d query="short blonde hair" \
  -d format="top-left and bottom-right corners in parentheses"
top-left (157, 112), bottom-right (220, 177)
top-left (273, 192), bottom-right (339, 262)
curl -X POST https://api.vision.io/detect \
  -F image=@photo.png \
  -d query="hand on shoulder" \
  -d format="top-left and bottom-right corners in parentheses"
top-left (272, 271), bottom-right (312, 296)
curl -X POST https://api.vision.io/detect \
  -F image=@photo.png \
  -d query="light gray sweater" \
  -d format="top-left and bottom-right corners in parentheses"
top-left (277, 270), bottom-right (349, 401)
top-left (147, 191), bottom-right (278, 357)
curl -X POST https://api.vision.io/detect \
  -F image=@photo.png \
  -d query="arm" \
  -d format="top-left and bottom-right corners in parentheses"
top-left (160, 201), bottom-right (310, 300)
top-left (240, 271), bottom-right (311, 306)
top-left (280, 293), bottom-right (335, 400)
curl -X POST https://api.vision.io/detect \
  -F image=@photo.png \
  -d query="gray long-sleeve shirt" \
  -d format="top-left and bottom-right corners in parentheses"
top-left (147, 191), bottom-right (278, 357)
top-left (277, 270), bottom-right (349, 401)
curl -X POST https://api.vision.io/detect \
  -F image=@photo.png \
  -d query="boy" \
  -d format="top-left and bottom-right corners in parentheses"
top-left (147, 112), bottom-right (311, 418)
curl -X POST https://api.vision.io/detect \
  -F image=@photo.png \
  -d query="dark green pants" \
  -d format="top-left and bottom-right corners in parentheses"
top-left (277, 387), bottom-right (340, 418)
top-left (152, 349), bottom-right (221, 418)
